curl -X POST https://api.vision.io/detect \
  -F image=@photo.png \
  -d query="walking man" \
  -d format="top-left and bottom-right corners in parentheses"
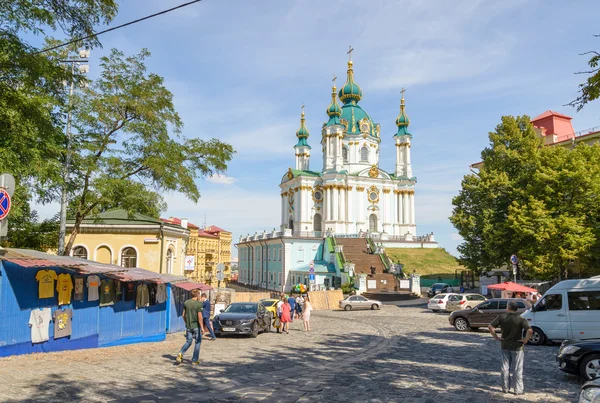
top-left (176, 289), bottom-right (203, 364)
top-left (287, 294), bottom-right (296, 322)
top-left (488, 301), bottom-right (533, 395)
top-left (201, 293), bottom-right (217, 341)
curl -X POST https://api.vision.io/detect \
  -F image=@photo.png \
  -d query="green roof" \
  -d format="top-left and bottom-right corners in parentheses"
top-left (291, 261), bottom-right (337, 274)
top-left (68, 209), bottom-right (179, 228)
top-left (289, 169), bottom-right (321, 178)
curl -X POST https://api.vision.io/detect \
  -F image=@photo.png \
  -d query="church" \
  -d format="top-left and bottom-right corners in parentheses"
top-left (237, 53), bottom-right (435, 293)
top-left (281, 56), bottom-right (416, 239)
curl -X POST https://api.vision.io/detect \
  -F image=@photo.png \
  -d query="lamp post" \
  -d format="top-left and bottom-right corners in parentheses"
top-left (57, 50), bottom-right (90, 255)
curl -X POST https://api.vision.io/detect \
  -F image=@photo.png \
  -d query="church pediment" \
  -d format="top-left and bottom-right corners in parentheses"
top-left (356, 165), bottom-right (391, 180)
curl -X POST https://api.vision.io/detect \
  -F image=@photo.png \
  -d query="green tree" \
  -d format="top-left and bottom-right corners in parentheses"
top-left (0, 1), bottom-right (118, 232)
top-left (64, 48), bottom-right (235, 254)
top-left (568, 35), bottom-right (600, 111)
top-left (452, 116), bottom-right (600, 280)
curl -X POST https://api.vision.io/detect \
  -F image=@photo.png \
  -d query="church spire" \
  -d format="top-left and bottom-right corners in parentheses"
top-left (395, 88), bottom-right (411, 137)
top-left (338, 46), bottom-right (363, 104)
top-left (295, 105), bottom-right (311, 148)
top-left (326, 74), bottom-right (342, 119)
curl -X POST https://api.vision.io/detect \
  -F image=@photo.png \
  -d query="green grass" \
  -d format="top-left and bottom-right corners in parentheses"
top-left (386, 248), bottom-right (464, 277)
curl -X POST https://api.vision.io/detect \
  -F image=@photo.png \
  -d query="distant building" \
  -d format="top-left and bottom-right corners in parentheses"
top-left (66, 209), bottom-right (189, 275)
top-left (163, 218), bottom-right (232, 287)
top-left (471, 110), bottom-right (600, 169)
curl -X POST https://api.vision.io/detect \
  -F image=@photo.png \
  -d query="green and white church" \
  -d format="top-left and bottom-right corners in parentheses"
top-left (281, 57), bottom-right (420, 240)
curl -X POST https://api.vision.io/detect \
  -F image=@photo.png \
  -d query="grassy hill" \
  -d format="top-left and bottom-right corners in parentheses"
top-left (386, 247), bottom-right (464, 277)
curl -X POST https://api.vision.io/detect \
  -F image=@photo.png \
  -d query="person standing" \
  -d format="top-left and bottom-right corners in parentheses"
top-left (287, 294), bottom-right (296, 322)
top-left (176, 289), bottom-right (203, 364)
top-left (296, 294), bottom-right (305, 320)
top-left (303, 296), bottom-right (313, 332)
top-left (201, 293), bottom-right (216, 341)
top-left (488, 301), bottom-right (533, 395)
top-left (276, 295), bottom-right (284, 333)
top-left (280, 297), bottom-right (292, 334)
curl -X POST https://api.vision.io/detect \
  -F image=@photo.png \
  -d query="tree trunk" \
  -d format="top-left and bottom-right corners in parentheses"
top-left (63, 217), bottom-right (83, 256)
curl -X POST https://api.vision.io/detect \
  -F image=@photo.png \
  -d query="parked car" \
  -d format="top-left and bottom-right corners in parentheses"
top-left (522, 278), bottom-right (600, 345)
top-left (427, 283), bottom-right (454, 298)
top-left (557, 338), bottom-right (600, 381)
top-left (212, 302), bottom-right (271, 338)
top-left (427, 293), bottom-right (458, 312)
top-left (445, 294), bottom-right (487, 313)
top-left (339, 295), bottom-right (382, 311)
top-left (259, 298), bottom-right (279, 322)
top-left (448, 298), bottom-right (531, 331)
top-left (579, 378), bottom-right (600, 403)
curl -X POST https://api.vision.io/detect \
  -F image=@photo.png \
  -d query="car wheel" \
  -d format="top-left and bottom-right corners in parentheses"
top-left (266, 318), bottom-right (272, 333)
top-left (371, 304), bottom-right (379, 310)
top-left (432, 309), bottom-right (439, 313)
top-left (528, 327), bottom-right (546, 346)
top-left (344, 305), bottom-right (352, 311)
top-left (251, 322), bottom-right (258, 338)
top-left (580, 354), bottom-right (600, 381)
top-left (454, 317), bottom-right (469, 331)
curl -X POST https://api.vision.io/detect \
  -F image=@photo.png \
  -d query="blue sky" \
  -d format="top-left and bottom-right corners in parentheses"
top-left (34, 0), bottom-right (600, 256)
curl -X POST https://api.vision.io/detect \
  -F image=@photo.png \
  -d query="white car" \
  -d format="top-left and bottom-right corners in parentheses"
top-left (427, 293), bottom-right (458, 312)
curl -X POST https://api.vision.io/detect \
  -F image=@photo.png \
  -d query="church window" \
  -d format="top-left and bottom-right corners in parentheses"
top-left (342, 147), bottom-right (348, 163)
top-left (360, 146), bottom-right (369, 162)
top-left (297, 246), bottom-right (305, 262)
top-left (313, 213), bottom-right (322, 232)
top-left (279, 247), bottom-right (282, 261)
top-left (313, 191), bottom-right (322, 201)
top-left (369, 214), bottom-right (378, 232)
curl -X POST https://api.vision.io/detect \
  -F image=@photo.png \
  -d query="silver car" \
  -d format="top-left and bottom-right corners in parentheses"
top-left (339, 295), bottom-right (382, 311)
top-left (445, 293), bottom-right (487, 312)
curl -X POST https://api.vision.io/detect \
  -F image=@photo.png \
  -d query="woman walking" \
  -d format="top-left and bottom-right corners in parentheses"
top-left (303, 296), bottom-right (313, 332)
top-left (280, 296), bottom-right (292, 334)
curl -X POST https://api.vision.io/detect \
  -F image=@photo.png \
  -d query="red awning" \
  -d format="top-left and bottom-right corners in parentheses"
top-left (171, 281), bottom-right (213, 291)
top-left (487, 282), bottom-right (537, 293)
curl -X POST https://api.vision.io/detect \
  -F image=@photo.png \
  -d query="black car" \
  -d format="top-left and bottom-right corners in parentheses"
top-left (580, 378), bottom-right (600, 403)
top-left (427, 283), bottom-right (454, 298)
top-left (557, 338), bottom-right (600, 381)
top-left (212, 302), bottom-right (271, 338)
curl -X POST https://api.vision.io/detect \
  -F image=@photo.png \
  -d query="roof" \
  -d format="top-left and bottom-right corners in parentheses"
top-left (160, 217), bottom-right (199, 229)
top-left (69, 209), bottom-right (183, 230)
top-left (486, 282), bottom-right (537, 293)
top-left (531, 110), bottom-right (572, 122)
top-left (0, 248), bottom-right (211, 290)
top-left (197, 230), bottom-right (218, 238)
top-left (288, 168), bottom-right (322, 179)
top-left (205, 225), bottom-right (229, 233)
top-left (290, 261), bottom-right (337, 274)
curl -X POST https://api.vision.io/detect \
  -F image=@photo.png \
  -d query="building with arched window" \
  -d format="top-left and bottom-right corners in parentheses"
top-left (66, 209), bottom-right (189, 275)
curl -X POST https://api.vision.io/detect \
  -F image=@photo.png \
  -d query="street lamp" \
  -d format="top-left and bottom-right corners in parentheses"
top-left (57, 49), bottom-right (90, 255)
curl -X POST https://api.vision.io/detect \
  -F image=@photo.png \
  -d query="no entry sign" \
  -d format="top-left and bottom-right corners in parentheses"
top-left (0, 189), bottom-right (11, 220)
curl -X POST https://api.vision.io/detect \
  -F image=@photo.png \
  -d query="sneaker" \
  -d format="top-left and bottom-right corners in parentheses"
top-left (191, 360), bottom-right (200, 365)
top-left (210, 338), bottom-right (216, 341)
top-left (176, 353), bottom-right (183, 363)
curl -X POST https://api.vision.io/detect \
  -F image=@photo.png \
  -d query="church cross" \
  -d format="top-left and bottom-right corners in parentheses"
top-left (400, 87), bottom-right (406, 98)
top-left (301, 103), bottom-right (305, 115)
top-left (332, 74), bottom-right (337, 86)
top-left (347, 45), bottom-right (354, 62)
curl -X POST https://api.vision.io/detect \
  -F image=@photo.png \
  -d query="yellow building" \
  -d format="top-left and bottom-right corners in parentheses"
top-left (169, 219), bottom-right (232, 287)
top-left (66, 209), bottom-right (190, 275)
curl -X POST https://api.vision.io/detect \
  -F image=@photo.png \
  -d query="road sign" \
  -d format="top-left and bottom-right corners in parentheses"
top-left (510, 255), bottom-right (518, 265)
top-left (0, 189), bottom-right (11, 220)
top-left (216, 263), bottom-right (225, 272)
top-left (216, 271), bottom-right (225, 282)
top-left (0, 173), bottom-right (15, 196)
top-left (309, 273), bottom-right (315, 281)
top-left (309, 267), bottom-right (315, 274)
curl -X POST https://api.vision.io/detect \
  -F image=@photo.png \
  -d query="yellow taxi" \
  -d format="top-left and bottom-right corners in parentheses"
top-left (259, 298), bottom-right (279, 324)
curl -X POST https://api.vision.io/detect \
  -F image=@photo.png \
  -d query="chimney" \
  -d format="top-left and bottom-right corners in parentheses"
top-left (180, 218), bottom-right (188, 229)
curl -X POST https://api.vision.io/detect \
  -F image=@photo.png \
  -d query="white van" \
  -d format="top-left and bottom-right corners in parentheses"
top-left (521, 278), bottom-right (600, 345)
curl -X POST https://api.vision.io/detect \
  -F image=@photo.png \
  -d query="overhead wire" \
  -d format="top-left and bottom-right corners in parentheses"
top-left (33, 0), bottom-right (203, 55)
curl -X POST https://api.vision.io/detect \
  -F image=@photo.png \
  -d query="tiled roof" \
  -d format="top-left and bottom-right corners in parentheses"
top-left (531, 110), bottom-right (572, 121)
top-left (160, 217), bottom-right (199, 229)
top-left (197, 230), bottom-right (218, 238)
top-left (205, 225), bottom-right (229, 233)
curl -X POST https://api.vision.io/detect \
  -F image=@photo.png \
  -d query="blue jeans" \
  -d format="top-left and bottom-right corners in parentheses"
top-left (180, 328), bottom-right (202, 362)
top-left (501, 349), bottom-right (524, 393)
top-left (203, 317), bottom-right (215, 339)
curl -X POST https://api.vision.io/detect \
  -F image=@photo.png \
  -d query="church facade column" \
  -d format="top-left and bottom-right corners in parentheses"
top-left (410, 190), bottom-right (416, 225)
top-left (402, 191), bottom-right (409, 226)
top-left (347, 186), bottom-right (353, 233)
top-left (281, 192), bottom-right (286, 229)
top-left (332, 186), bottom-right (339, 223)
top-left (357, 186), bottom-right (365, 230)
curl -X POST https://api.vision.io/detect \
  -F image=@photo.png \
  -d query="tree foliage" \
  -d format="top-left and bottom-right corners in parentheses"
top-left (451, 116), bottom-right (600, 280)
top-left (568, 34), bottom-right (600, 111)
top-left (64, 49), bottom-right (235, 253)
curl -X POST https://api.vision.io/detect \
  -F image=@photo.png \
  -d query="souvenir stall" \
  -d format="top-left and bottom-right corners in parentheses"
top-left (0, 249), bottom-right (206, 357)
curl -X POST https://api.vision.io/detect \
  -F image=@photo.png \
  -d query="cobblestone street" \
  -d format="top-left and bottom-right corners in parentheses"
top-left (0, 302), bottom-right (582, 402)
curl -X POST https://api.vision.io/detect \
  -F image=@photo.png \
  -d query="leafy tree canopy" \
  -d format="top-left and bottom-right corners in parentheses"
top-left (451, 116), bottom-right (600, 280)
top-left (64, 48), bottom-right (235, 253)
top-left (568, 34), bottom-right (600, 111)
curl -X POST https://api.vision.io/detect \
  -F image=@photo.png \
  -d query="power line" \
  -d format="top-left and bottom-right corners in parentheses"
top-left (34, 0), bottom-right (203, 55)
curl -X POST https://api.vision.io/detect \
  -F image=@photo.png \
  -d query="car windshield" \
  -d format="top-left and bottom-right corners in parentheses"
top-left (260, 300), bottom-right (277, 308)
top-left (435, 294), bottom-right (448, 299)
top-left (432, 284), bottom-right (446, 289)
top-left (224, 304), bottom-right (257, 314)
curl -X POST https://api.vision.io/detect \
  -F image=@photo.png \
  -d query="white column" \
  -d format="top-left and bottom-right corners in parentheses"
top-left (410, 191), bottom-right (416, 225)
top-left (328, 187), bottom-right (333, 222)
top-left (347, 187), bottom-right (353, 228)
top-left (339, 187), bottom-right (345, 226)
top-left (402, 192), bottom-right (408, 225)
top-left (333, 187), bottom-right (339, 222)
top-left (281, 194), bottom-right (285, 228)
top-left (359, 189), bottom-right (364, 225)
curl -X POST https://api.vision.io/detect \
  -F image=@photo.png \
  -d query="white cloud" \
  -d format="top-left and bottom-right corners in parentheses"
top-left (206, 174), bottom-right (236, 185)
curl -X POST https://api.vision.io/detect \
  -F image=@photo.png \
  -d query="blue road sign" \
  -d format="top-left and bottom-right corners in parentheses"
top-left (309, 267), bottom-right (315, 274)
top-left (510, 255), bottom-right (518, 265)
top-left (309, 273), bottom-right (315, 281)
top-left (0, 189), bottom-right (11, 220)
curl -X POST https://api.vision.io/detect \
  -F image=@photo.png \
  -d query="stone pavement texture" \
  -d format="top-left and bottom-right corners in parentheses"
top-left (0, 303), bottom-right (582, 402)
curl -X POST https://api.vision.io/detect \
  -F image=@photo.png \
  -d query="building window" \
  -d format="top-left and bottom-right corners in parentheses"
top-left (313, 213), bottom-right (322, 232)
top-left (72, 246), bottom-right (87, 259)
top-left (342, 146), bottom-right (348, 163)
top-left (297, 246), bottom-right (304, 262)
top-left (121, 247), bottom-right (137, 268)
top-left (166, 248), bottom-right (174, 274)
top-left (360, 146), bottom-right (369, 162)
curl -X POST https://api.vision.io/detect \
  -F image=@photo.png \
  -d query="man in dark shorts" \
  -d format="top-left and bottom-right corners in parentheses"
top-left (488, 301), bottom-right (533, 395)
top-left (176, 289), bottom-right (203, 364)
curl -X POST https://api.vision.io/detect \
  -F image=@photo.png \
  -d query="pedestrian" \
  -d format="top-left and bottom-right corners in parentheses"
top-left (280, 297), bottom-right (292, 334)
top-left (296, 294), bottom-right (304, 320)
top-left (366, 243), bottom-right (371, 254)
top-left (176, 289), bottom-right (203, 364)
top-left (287, 294), bottom-right (296, 322)
top-left (200, 293), bottom-right (216, 341)
top-left (460, 285), bottom-right (465, 293)
top-left (276, 295), bottom-right (284, 333)
top-left (303, 296), bottom-right (313, 332)
top-left (488, 300), bottom-right (533, 395)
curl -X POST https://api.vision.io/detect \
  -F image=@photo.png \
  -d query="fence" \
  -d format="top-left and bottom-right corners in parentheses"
top-left (420, 278), bottom-right (461, 287)
top-left (307, 290), bottom-right (344, 310)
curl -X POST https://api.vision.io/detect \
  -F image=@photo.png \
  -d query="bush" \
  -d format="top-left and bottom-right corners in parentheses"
top-left (341, 282), bottom-right (354, 294)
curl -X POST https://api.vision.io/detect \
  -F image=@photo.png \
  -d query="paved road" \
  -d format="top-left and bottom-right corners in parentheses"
top-left (0, 305), bottom-right (582, 402)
